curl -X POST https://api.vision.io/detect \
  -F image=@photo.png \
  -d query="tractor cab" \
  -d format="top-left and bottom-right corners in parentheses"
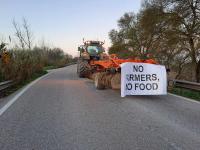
top-left (87, 45), bottom-right (104, 56)
top-left (85, 41), bottom-right (104, 55)
top-left (78, 41), bottom-right (105, 60)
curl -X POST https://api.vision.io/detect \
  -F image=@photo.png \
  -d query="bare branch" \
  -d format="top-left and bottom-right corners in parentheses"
top-left (22, 17), bottom-right (32, 49)
top-left (12, 19), bottom-right (25, 49)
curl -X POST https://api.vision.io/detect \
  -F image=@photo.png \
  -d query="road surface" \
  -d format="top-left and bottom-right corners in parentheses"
top-left (0, 65), bottom-right (200, 150)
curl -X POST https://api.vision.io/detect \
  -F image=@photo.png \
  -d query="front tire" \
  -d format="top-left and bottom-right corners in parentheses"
top-left (77, 59), bottom-right (90, 78)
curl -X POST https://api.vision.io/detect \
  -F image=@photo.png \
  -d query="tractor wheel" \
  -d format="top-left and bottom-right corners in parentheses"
top-left (94, 72), bottom-right (106, 90)
top-left (77, 59), bottom-right (90, 78)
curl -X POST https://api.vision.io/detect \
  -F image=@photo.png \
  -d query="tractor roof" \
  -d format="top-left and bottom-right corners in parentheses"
top-left (84, 41), bottom-right (104, 46)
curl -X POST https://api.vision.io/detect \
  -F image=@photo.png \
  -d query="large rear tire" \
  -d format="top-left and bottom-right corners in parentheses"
top-left (77, 59), bottom-right (91, 78)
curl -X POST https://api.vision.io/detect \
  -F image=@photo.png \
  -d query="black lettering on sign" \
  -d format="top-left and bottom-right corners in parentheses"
top-left (126, 74), bottom-right (159, 82)
top-left (152, 83), bottom-right (158, 90)
top-left (126, 83), bottom-right (132, 90)
top-left (146, 83), bottom-right (152, 90)
top-left (126, 74), bottom-right (135, 81)
top-left (130, 74), bottom-right (134, 81)
top-left (152, 74), bottom-right (157, 81)
top-left (139, 83), bottom-right (145, 90)
top-left (141, 74), bottom-right (146, 81)
top-left (135, 74), bottom-right (140, 81)
top-left (134, 83), bottom-right (159, 91)
top-left (135, 83), bottom-right (139, 90)
top-left (126, 74), bottom-right (130, 81)
top-left (146, 74), bottom-right (152, 81)
top-left (133, 65), bottom-right (144, 72)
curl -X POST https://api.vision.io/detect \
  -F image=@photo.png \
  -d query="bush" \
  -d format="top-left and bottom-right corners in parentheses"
top-left (0, 46), bottom-right (73, 83)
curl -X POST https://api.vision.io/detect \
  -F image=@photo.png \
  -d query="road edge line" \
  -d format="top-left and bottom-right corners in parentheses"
top-left (0, 72), bottom-right (51, 116)
top-left (168, 93), bottom-right (200, 104)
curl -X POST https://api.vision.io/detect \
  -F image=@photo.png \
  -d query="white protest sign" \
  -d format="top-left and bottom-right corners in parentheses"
top-left (121, 63), bottom-right (167, 97)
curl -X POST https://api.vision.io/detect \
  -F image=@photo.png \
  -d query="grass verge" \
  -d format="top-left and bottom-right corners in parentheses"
top-left (0, 70), bottom-right (47, 98)
top-left (0, 73), bottom-right (4, 82)
top-left (43, 66), bottom-right (57, 70)
top-left (169, 87), bottom-right (200, 101)
top-left (0, 63), bottom-right (75, 98)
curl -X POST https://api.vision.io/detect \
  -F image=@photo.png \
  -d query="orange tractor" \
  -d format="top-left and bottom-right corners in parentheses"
top-left (77, 40), bottom-right (157, 89)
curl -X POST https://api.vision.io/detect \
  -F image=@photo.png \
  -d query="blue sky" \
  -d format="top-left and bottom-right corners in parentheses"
top-left (0, 0), bottom-right (141, 56)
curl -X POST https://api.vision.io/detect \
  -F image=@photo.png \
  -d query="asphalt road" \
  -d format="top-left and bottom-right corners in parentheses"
top-left (0, 65), bottom-right (200, 150)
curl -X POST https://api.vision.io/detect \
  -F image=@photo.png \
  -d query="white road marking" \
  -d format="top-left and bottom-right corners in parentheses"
top-left (168, 93), bottom-right (200, 104)
top-left (0, 73), bottom-right (51, 116)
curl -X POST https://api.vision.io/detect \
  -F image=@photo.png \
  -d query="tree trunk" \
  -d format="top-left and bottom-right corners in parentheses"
top-left (196, 60), bottom-right (200, 83)
top-left (189, 37), bottom-right (198, 82)
top-left (175, 63), bottom-right (183, 79)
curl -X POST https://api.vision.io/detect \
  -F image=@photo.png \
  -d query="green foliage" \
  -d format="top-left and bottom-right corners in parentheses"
top-left (108, 0), bottom-right (200, 82)
top-left (0, 46), bottom-right (73, 83)
top-left (0, 42), bottom-right (7, 81)
top-left (1, 18), bottom-right (74, 84)
top-left (170, 88), bottom-right (200, 101)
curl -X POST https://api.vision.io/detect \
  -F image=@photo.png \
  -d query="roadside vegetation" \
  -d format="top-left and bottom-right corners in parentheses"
top-left (109, 0), bottom-right (200, 83)
top-left (0, 47), bottom-right (73, 82)
top-left (170, 88), bottom-right (200, 101)
top-left (0, 18), bottom-right (74, 96)
top-left (108, 0), bottom-right (200, 100)
top-left (1, 1), bottom-right (199, 100)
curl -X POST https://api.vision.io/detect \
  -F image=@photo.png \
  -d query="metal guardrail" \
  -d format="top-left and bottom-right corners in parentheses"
top-left (0, 80), bottom-right (14, 92)
top-left (0, 63), bottom-right (76, 92)
top-left (66, 62), bottom-right (77, 66)
top-left (169, 79), bottom-right (200, 92)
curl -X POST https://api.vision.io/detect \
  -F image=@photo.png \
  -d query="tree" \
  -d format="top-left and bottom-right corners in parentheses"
top-left (109, 0), bottom-right (200, 82)
top-left (23, 18), bottom-right (33, 49)
top-left (109, 11), bottom-right (168, 59)
top-left (145, 0), bottom-right (200, 82)
top-left (109, 13), bottom-right (142, 58)
top-left (13, 19), bottom-right (25, 49)
top-left (13, 18), bottom-right (33, 50)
